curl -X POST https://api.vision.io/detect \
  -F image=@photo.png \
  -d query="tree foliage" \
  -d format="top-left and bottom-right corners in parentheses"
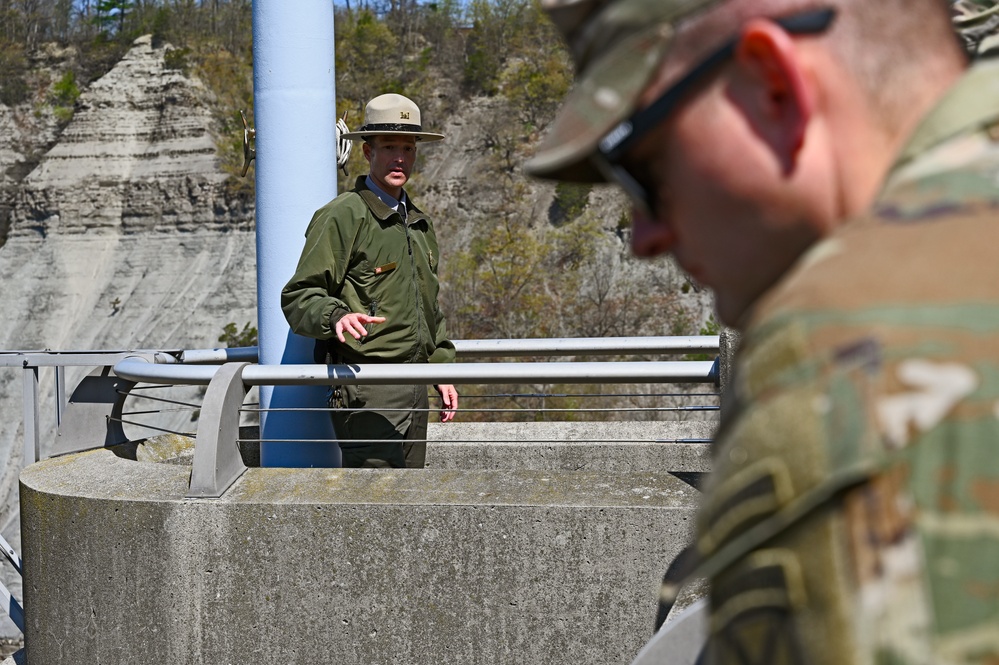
top-left (218, 321), bottom-right (258, 348)
top-left (0, 0), bottom-right (710, 356)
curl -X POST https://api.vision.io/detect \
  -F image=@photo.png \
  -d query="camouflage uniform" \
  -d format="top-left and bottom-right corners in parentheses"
top-left (692, 59), bottom-right (999, 664)
top-left (523, 0), bottom-right (999, 658)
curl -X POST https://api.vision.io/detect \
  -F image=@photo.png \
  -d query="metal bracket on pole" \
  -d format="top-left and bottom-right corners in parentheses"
top-left (240, 110), bottom-right (256, 177)
top-left (0, 533), bottom-right (22, 576)
top-left (189, 362), bottom-right (249, 498)
top-left (53, 366), bottom-right (137, 459)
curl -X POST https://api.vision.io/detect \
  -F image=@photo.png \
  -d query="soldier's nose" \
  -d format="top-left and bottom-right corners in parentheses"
top-left (631, 209), bottom-right (675, 258)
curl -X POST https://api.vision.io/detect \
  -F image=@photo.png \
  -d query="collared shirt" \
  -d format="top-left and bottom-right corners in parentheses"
top-left (365, 175), bottom-right (408, 219)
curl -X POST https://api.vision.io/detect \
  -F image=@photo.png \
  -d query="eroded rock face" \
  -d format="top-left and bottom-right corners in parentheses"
top-left (11, 34), bottom-right (252, 237)
top-left (0, 37), bottom-right (257, 638)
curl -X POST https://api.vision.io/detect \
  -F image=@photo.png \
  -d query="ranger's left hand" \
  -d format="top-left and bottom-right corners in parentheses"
top-left (435, 384), bottom-right (459, 422)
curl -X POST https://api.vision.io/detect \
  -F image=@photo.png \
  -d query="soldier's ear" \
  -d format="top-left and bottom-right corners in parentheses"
top-left (731, 18), bottom-right (814, 175)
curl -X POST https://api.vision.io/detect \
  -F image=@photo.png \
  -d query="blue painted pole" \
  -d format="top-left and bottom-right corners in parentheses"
top-left (252, 0), bottom-right (340, 467)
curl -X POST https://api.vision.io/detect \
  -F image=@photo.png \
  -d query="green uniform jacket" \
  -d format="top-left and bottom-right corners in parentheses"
top-left (693, 60), bottom-right (999, 664)
top-left (281, 176), bottom-right (455, 366)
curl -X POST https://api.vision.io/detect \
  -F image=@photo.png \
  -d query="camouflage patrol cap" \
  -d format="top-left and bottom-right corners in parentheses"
top-left (525, 0), bottom-right (725, 182)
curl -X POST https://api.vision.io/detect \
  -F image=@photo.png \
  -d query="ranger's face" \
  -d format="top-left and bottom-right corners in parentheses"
top-left (364, 135), bottom-right (417, 198)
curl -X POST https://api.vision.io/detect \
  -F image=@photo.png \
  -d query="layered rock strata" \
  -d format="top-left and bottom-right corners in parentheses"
top-left (11, 35), bottom-right (251, 237)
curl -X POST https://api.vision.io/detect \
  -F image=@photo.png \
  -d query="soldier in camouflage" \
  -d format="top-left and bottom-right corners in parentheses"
top-left (527, 0), bottom-right (999, 662)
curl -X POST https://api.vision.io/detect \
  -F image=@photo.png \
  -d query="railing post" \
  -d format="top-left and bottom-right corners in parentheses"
top-left (54, 366), bottom-right (137, 458)
top-left (55, 365), bottom-right (66, 427)
top-left (718, 327), bottom-right (741, 414)
top-left (189, 362), bottom-right (249, 498)
top-left (0, 579), bottom-right (24, 634)
top-left (21, 365), bottom-right (39, 465)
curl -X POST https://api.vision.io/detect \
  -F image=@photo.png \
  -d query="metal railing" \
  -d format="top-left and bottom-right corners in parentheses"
top-left (0, 336), bottom-right (725, 635)
top-left (0, 350), bottom-right (182, 467)
top-left (3, 336), bottom-right (724, 493)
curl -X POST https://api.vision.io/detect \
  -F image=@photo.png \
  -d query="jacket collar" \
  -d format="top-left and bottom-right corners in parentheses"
top-left (353, 175), bottom-right (425, 223)
top-left (886, 58), bottom-right (999, 179)
top-left (875, 58), bottom-right (999, 217)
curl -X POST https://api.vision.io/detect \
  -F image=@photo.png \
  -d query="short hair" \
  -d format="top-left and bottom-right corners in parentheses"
top-left (671, 0), bottom-right (965, 128)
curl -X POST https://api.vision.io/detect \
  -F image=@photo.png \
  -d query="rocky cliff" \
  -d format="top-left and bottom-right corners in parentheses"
top-left (10, 35), bottom-right (252, 237)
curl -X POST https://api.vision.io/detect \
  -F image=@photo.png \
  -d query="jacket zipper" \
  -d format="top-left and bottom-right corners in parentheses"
top-left (403, 217), bottom-right (425, 363)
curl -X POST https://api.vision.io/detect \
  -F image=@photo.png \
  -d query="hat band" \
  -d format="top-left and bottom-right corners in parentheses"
top-left (360, 122), bottom-right (424, 133)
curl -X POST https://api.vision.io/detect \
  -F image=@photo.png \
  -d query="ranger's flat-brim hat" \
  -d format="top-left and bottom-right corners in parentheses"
top-left (525, 0), bottom-right (724, 182)
top-left (340, 93), bottom-right (445, 142)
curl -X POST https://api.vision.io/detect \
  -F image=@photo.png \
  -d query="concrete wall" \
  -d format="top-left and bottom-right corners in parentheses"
top-left (20, 421), bottom-right (710, 664)
top-left (426, 421), bottom-right (713, 474)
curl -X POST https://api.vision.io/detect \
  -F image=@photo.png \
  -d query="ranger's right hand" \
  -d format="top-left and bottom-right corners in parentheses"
top-left (336, 312), bottom-right (386, 342)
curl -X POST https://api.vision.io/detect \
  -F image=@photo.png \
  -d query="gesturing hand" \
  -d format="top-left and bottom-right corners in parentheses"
top-left (335, 312), bottom-right (386, 343)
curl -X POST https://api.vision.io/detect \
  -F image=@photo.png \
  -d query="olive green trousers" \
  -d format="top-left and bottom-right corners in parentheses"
top-left (331, 383), bottom-right (429, 469)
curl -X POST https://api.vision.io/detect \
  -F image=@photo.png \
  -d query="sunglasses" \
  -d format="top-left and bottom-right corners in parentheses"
top-left (591, 7), bottom-right (837, 216)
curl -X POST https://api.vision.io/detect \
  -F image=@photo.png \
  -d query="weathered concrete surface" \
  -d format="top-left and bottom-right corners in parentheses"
top-left (21, 449), bottom-right (697, 665)
top-left (427, 421), bottom-right (714, 473)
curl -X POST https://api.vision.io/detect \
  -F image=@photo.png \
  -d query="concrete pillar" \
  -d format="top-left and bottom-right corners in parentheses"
top-left (21, 448), bottom-right (698, 664)
top-left (252, 0), bottom-right (339, 466)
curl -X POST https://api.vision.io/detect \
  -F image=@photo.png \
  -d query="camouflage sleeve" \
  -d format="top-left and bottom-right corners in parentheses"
top-left (695, 212), bottom-right (999, 665)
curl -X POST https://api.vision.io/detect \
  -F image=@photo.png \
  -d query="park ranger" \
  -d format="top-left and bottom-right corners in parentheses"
top-left (283, 93), bottom-right (458, 469)
top-left (527, 0), bottom-right (999, 662)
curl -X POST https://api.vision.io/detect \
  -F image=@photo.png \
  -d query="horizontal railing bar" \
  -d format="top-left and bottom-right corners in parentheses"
top-left (251, 360), bottom-right (720, 385)
top-left (0, 336), bottom-right (721, 369)
top-left (453, 336), bottom-right (720, 357)
top-left (114, 361), bottom-right (219, 385)
top-left (0, 350), bottom-right (180, 367)
top-left (239, 438), bottom-right (715, 444)
top-left (113, 358), bottom-right (718, 386)
top-left (179, 347), bottom-right (263, 364)
top-left (163, 336), bottom-right (721, 366)
top-left (241, 405), bottom-right (719, 413)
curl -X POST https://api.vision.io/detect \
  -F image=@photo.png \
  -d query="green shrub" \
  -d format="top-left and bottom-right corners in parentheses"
top-left (549, 182), bottom-right (591, 226)
top-left (686, 316), bottom-right (722, 361)
top-left (164, 47), bottom-right (190, 73)
top-left (218, 322), bottom-right (258, 348)
top-left (0, 43), bottom-right (29, 106)
top-left (53, 71), bottom-right (80, 106)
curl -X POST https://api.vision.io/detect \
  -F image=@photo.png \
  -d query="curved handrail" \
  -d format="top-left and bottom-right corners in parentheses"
top-left (175, 336), bottom-right (722, 366)
top-left (454, 336), bottom-right (719, 357)
top-left (114, 357), bottom-right (719, 387)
